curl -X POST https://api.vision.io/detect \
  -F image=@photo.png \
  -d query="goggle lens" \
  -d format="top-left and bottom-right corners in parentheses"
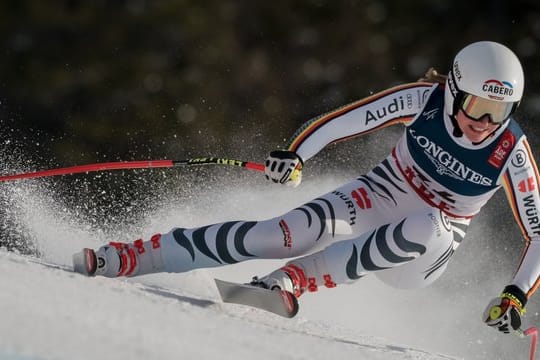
top-left (460, 93), bottom-right (517, 124)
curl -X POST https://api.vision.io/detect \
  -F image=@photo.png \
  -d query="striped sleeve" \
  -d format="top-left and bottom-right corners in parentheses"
top-left (286, 82), bottom-right (436, 161)
top-left (502, 137), bottom-right (540, 298)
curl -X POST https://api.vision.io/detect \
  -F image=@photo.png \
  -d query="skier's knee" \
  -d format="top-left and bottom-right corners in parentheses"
top-left (401, 210), bottom-right (453, 249)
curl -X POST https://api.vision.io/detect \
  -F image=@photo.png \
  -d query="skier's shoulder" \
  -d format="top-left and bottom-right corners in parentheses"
top-left (490, 118), bottom-right (527, 154)
top-left (374, 80), bottom-right (437, 100)
top-left (505, 117), bottom-right (525, 140)
top-left (381, 68), bottom-right (447, 112)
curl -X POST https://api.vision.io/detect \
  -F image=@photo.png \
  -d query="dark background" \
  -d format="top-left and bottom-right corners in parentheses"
top-left (0, 0), bottom-right (539, 264)
top-left (2, 1), bottom-right (540, 163)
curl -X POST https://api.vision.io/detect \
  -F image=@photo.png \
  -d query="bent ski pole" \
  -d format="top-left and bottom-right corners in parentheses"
top-left (0, 157), bottom-right (265, 182)
top-left (517, 326), bottom-right (538, 360)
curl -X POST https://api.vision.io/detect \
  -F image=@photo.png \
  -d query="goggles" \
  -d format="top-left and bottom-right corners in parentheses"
top-left (460, 93), bottom-right (518, 124)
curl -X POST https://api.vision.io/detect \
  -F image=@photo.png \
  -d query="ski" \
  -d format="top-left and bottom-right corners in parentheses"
top-left (214, 278), bottom-right (299, 318)
top-left (75, 250), bottom-right (302, 317)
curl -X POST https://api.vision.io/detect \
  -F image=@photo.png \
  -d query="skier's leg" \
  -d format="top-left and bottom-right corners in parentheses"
top-left (374, 215), bottom-right (469, 289)
top-left (255, 208), bottom-right (467, 296)
top-left (76, 178), bottom-right (385, 278)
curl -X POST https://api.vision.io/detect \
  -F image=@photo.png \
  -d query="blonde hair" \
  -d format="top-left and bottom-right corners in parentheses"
top-left (418, 67), bottom-right (447, 84)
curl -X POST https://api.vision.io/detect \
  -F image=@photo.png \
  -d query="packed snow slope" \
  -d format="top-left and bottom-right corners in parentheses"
top-left (0, 250), bottom-right (459, 360)
top-left (0, 169), bottom-right (538, 360)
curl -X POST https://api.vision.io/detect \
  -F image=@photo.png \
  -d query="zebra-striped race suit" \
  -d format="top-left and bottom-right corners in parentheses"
top-left (140, 82), bottom-right (540, 297)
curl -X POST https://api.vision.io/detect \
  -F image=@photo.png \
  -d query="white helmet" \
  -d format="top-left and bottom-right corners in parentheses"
top-left (444, 41), bottom-right (524, 123)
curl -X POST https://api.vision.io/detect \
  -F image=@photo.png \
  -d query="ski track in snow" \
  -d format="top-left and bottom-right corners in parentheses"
top-left (0, 251), bottom-right (458, 360)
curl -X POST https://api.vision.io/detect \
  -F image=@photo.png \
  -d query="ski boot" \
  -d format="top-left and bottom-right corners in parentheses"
top-left (73, 235), bottom-right (164, 277)
top-left (250, 264), bottom-right (307, 298)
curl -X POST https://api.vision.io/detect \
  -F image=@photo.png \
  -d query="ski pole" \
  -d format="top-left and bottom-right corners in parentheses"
top-left (517, 326), bottom-right (538, 360)
top-left (0, 157), bottom-right (265, 182)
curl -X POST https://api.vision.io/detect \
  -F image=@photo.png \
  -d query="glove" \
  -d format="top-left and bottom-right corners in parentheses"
top-left (483, 285), bottom-right (527, 334)
top-left (264, 150), bottom-right (303, 187)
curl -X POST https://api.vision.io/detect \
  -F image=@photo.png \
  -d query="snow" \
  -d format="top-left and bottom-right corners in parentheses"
top-left (0, 251), bottom-right (457, 360)
top-left (0, 173), bottom-right (536, 360)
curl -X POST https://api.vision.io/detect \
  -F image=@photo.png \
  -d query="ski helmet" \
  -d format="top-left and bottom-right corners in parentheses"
top-left (444, 41), bottom-right (524, 124)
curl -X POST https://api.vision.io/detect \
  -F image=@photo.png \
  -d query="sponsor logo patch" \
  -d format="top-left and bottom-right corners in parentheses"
top-left (279, 219), bottom-right (292, 248)
top-left (351, 187), bottom-right (372, 209)
top-left (522, 194), bottom-right (540, 235)
top-left (332, 191), bottom-right (357, 225)
top-left (518, 177), bottom-right (536, 193)
top-left (482, 79), bottom-right (514, 101)
top-left (488, 130), bottom-right (515, 169)
top-left (409, 129), bottom-right (492, 185)
top-left (365, 96), bottom-right (407, 125)
top-left (511, 149), bottom-right (527, 168)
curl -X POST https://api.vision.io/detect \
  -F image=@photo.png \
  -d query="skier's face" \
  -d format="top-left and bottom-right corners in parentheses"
top-left (456, 110), bottom-right (500, 143)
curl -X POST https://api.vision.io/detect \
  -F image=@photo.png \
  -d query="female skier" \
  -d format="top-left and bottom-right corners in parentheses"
top-left (74, 41), bottom-right (539, 334)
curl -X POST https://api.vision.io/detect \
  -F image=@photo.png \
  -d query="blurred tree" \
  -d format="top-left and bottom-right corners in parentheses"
top-left (0, 0), bottom-right (538, 165)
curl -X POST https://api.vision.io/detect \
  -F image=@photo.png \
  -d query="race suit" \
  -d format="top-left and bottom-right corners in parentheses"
top-left (148, 82), bottom-right (540, 298)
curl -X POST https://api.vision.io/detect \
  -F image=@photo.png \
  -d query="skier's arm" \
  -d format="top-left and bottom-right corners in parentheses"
top-left (501, 137), bottom-right (540, 301)
top-left (484, 137), bottom-right (540, 333)
top-left (286, 82), bottom-right (436, 162)
top-left (264, 82), bottom-right (435, 186)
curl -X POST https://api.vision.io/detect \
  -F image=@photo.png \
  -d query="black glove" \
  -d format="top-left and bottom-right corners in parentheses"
top-left (264, 150), bottom-right (303, 187)
top-left (483, 285), bottom-right (527, 334)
